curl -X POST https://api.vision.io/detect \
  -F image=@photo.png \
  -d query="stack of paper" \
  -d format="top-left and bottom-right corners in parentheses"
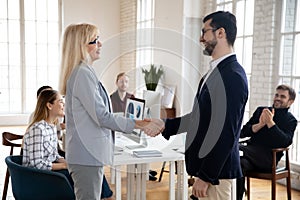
top-left (132, 150), bottom-right (162, 157)
top-left (114, 146), bottom-right (123, 155)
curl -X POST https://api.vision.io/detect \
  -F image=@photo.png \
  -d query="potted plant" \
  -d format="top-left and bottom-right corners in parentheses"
top-left (142, 64), bottom-right (164, 91)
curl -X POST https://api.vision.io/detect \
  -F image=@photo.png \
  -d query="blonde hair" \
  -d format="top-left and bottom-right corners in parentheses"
top-left (28, 90), bottom-right (59, 130)
top-left (59, 23), bottom-right (99, 95)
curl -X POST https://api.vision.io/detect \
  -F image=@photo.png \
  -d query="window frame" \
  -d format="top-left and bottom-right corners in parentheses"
top-left (278, 0), bottom-right (300, 165)
top-left (0, 0), bottom-right (62, 125)
top-left (136, 0), bottom-right (155, 95)
top-left (216, 0), bottom-right (255, 123)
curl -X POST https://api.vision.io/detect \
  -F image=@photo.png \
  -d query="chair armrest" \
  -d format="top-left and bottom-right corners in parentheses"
top-left (272, 147), bottom-right (289, 153)
top-left (271, 147), bottom-right (290, 174)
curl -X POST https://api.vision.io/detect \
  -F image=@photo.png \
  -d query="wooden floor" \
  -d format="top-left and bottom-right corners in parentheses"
top-left (1, 126), bottom-right (300, 200)
top-left (103, 162), bottom-right (300, 200)
top-left (241, 178), bottom-right (300, 200)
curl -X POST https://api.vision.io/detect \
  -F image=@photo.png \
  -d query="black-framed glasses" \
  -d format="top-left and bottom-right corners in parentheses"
top-left (201, 28), bottom-right (219, 36)
top-left (88, 36), bottom-right (99, 45)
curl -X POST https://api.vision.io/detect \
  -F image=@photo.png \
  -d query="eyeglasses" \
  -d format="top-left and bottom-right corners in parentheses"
top-left (201, 28), bottom-right (219, 36)
top-left (88, 36), bottom-right (99, 45)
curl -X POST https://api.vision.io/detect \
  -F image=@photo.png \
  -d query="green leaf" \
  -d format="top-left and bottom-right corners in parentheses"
top-left (141, 64), bottom-right (164, 91)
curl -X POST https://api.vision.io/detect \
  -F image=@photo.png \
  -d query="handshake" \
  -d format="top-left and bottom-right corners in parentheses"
top-left (135, 118), bottom-right (165, 137)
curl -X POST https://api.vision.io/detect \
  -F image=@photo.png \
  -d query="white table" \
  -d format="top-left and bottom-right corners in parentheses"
top-left (113, 149), bottom-right (187, 200)
top-left (112, 135), bottom-right (188, 200)
top-left (111, 134), bottom-right (240, 200)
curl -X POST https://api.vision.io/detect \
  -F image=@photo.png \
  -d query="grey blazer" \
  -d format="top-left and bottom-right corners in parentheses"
top-left (65, 63), bottom-right (135, 166)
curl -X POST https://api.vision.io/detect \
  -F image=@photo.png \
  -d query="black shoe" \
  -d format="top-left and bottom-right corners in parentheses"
top-left (149, 174), bottom-right (157, 181)
top-left (149, 170), bottom-right (157, 176)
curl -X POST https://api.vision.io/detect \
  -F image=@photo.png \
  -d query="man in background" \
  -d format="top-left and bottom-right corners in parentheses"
top-left (110, 72), bottom-right (158, 181)
top-left (237, 84), bottom-right (297, 200)
top-left (110, 72), bottom-right (135, 113)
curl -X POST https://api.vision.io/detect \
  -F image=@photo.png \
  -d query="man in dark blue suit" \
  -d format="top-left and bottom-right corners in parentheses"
top-left (161, 11), bottom-right (248, 200)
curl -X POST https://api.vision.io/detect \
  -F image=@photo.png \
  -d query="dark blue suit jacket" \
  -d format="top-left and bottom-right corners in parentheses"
top-left (162, 55), bottom-right (248, 184)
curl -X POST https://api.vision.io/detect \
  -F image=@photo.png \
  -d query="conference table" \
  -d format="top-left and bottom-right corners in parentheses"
top-left (112, 134), bottom-right (188, 200)
top-left (111, 133), bottom-right (240, 200)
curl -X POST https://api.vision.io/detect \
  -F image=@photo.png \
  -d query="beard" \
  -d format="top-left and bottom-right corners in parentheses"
top-left (273, 100), bottom-right (287, 109)
top-left (203, 39), bottom-right (217, 56)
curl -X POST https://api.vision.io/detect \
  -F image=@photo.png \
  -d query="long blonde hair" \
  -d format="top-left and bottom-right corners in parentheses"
top-left (59, 23), bottom-right (99, 95)
top-left (28, 90), bottom-right (59, 130)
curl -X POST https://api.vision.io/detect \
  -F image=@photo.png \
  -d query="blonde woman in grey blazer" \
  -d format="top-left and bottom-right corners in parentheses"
top-left (59, 23), bottom-right (164, 200)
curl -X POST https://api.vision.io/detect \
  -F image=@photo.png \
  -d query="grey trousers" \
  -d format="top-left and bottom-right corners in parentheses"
top-left (68, 164), bottom-right (104, 200)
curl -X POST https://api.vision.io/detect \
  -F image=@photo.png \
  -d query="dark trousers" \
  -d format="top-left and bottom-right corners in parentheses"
top-left (101, 175), bottom-right (113, 198)
top-left (236, 158), bottom-right (254, 200)
top-left (237, 145), bottom-right (273, 200)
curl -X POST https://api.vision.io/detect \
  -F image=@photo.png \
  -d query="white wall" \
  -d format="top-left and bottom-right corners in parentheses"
top-left (153, 0), bottom-right (185, 115)
top-left (62, 0), bottom-right (191, 115)
top-left (62, 0), bottom-right (121, 92)
top-left (61, 0), bottom-right (201, 116)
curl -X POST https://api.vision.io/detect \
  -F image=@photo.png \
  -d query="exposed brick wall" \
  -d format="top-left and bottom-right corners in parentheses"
top-left (249, 0), bottom-right (279, 111)
top-left (120, 0), bottom-right (137, 93)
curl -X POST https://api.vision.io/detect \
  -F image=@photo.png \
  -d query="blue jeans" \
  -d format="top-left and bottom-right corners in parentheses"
top-left (101, 175), bottom-right (113, 198)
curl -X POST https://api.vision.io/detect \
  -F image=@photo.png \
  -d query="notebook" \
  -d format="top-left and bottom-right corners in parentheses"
top-left (132, 150), bottom-right (162, 158)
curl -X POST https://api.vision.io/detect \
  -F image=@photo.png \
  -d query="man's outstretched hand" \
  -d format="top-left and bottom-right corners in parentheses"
top-left (135, 118), bottom-right (165, 137)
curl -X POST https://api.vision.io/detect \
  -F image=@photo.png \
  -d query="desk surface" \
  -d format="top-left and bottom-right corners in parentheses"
top-left (113, 149), bottom-right (184, 166)
top-left (113, 133), bottom-right (185, 166)
top-left (112, 134), bottom-right (187, 200)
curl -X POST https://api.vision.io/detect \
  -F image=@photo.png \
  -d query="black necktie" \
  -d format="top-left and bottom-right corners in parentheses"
top-left (99, 81), bottom-right (115, 142)
top-left (99, 81), bottom-right (111, 112)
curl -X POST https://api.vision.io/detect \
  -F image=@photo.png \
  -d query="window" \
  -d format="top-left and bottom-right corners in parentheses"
top-left (136, 0), bottom-right (154, 67)
top-left (216, 0), bottom-right (255, 122)
top-left (0, 0), bottom-right (61, 115)
top-left (136, 0), bottom-right (154, 93)
top-left (279, 0), bottom-right (300, 164)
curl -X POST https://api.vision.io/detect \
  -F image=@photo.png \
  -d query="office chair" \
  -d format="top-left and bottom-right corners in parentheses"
top-left (2, 131), bottom-right (23, 200)
top-left (5, 155), bottom-right (75, 200)
top-left (245, 147), bottom-right (291, 200)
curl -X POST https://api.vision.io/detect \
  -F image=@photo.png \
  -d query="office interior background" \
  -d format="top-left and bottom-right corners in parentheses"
top-left (0, 0), bottom-right (299, 190)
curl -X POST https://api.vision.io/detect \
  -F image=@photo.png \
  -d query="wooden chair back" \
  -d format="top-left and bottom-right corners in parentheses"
top-left (245, 147), bottom-right (291, 200)
top-left (2, 132), bottom-right (23, 200)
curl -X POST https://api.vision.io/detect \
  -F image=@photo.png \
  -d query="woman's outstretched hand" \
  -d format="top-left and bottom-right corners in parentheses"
top-left (135, 118), bottom-right (165, 137)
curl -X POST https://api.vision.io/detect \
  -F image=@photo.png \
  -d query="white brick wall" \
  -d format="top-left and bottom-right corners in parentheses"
top-left (120, 0), bottom-right (137, 93)
top-left (249, 0), bottom-right (279, 112)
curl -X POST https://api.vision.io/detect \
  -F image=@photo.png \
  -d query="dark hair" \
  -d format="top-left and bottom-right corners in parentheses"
top-left (37, 85), bottom-right (52, 98)
top-left (116, 72), bottom-right (128, 82)
top-left (203, 11), bottom-right (237, 46)
top-left (276, 84), bottom-right (296, 101)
